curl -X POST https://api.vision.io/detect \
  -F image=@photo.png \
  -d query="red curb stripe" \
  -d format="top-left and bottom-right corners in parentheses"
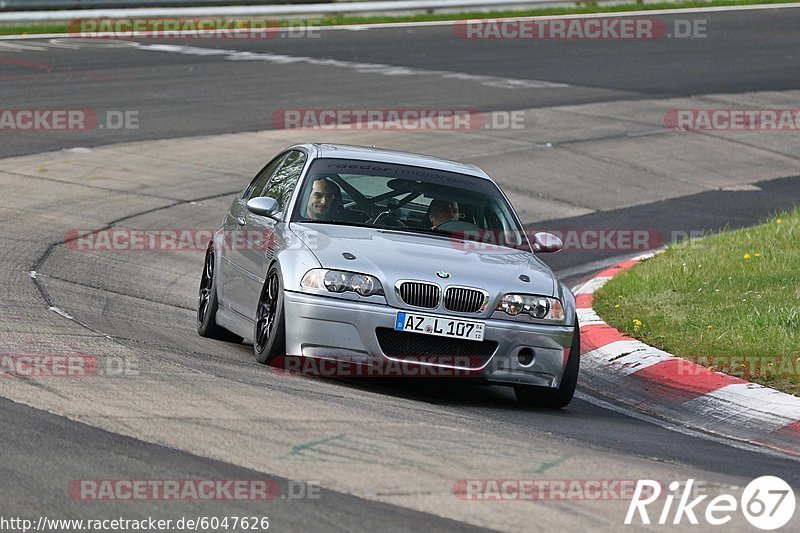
top-left (581, 255), bottom-right (800, 455)
top-left (755, 420), bottom-right (800, 457)
top-left (631, 359), bottom-right (747, 400)
top-left (580, 324), bottom-right (632, 353)
top-left (595, 259), bottom-right (640, 279)
top-left (772, 419), bottom-right (800, 435)
top-left (576, 293), bottom-right (594, 309)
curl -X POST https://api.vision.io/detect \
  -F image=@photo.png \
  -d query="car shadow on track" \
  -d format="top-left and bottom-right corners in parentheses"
top-left (294, 371), bottom-right (581, 415)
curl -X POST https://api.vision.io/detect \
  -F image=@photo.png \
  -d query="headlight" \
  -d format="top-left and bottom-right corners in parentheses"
top-left (497, 294), bottom-right (564, 320)
top-left (301, 269), bottom-right (384, 297)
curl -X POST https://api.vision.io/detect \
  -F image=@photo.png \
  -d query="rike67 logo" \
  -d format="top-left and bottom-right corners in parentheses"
top-left (626, 477), bottom-right (795, 530)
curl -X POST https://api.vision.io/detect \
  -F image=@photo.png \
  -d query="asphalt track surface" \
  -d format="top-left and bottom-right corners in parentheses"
top-left (1, 6), bottom-right (800, 532)
top-left (2, 8), bottom-right (800, 157)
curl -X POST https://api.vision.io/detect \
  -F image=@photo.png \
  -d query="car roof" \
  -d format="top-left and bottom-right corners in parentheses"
top-left (294, 143), bottom-right (493, 181)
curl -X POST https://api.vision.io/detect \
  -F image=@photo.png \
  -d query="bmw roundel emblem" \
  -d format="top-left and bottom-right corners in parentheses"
top-left (436, 271), bottom-right (451, 279)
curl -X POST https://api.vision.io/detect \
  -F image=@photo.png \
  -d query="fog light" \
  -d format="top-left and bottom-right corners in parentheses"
top-left (517, 348), bottom-right (535, 367)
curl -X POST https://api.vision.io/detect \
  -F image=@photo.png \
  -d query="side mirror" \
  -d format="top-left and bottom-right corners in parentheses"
top-left (246, 197), bottom-right (279, 219)
top-left (532, 232), bottom-right (563, 253)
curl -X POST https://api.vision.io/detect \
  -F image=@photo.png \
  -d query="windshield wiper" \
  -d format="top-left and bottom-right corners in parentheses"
top-left (296, 220), bottom-right (376, 229)
top-left (385, 227), bottom-right (449, 237)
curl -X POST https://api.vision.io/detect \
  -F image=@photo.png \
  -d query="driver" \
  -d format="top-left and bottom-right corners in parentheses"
top-left (427, 199), bottom-right (459, 229)
top-left (305, 176), bottom-right (342, 220)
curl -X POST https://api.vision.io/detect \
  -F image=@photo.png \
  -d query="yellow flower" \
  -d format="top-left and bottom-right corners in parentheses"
top-left (743, 253), bottom-right (751, 260)
top-left (754, 252), bottom-right (761, 257)
top-left (706, 325), bottom-right (713, 331)
top-left (633, 319), bottom-right (643, 332)
top-left (707, 365), bottom-right (714, 372)
top-left (614, 304), bottom-right (620, 309)
top-left (776, 218), bottom-right (782, 224)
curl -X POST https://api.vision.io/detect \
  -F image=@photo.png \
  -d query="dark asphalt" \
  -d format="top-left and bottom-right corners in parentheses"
top-left (1, 7), bottom-right (800, 531)
top-left (1, 7), bottom-right (799, 157)
top-left (0, 395), bottom-right (488, 532)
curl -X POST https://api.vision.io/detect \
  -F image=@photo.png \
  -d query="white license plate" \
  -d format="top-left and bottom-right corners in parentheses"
top-left (394, 311), bottom-right (485, 342)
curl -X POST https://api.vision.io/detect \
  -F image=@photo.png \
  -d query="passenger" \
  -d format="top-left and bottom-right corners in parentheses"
top-left (427, 199), bottom-right (460, 229)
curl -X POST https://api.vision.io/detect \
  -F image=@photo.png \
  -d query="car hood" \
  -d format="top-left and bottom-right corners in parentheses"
top-left (290, 222), bottom-right (556, 297)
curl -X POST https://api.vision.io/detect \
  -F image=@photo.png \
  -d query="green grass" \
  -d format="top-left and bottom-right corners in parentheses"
top-left (594, 209), bottom-right (800, 396)
top-left (0, 0), bottom-right (796, 36)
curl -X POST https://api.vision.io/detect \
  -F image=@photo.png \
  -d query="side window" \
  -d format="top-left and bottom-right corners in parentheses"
top-left (262, 150), bottom-right (306, 211)
top-left (244, 153), bottom-right (287, 200)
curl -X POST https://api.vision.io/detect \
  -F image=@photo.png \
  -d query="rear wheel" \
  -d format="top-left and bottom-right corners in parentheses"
top-left (514, 319), bottom-right (580, 408)
top-left (197, 246), bottom-right (243, 343)
top-left (254, 264), bottom-right (286, 364)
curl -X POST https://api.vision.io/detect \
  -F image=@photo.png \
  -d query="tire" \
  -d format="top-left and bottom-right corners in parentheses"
top-left (254, 263), bottom-right (286, 364)
top-left (197, 246), bottom-right (243, 343)
top-left (514, 319), bottom-right (580, 409)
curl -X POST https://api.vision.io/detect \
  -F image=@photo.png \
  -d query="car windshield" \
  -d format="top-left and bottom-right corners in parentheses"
top-left (291, 157), bottom-right (530, 251)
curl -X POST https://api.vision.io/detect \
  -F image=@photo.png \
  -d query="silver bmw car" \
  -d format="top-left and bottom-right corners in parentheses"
top-left (197, 143), bottom-right (579, 407)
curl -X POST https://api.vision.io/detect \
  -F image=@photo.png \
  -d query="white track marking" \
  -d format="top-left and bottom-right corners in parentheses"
top-left (574, 275), bottom-right (611, 295)
top-left (48, 306), bottom-right (74, 320)
top-left (574, 391), bottom-right (800, 462)
top-left (50, 37), bottom-right (139, 48)
top-left (135, 42), bottom-right (567, 89)
top-left (582, 339), bottom-right (674, 375)
top-left (682, 384), bottom-right (800, 433)
top-left (1, 2), bottom-right (800, 37)
top-left (43, 38), bottom-right (85, 49)
top-left (576, 307), bottom-right (603, 325)
top-left (0, 42), bottom-right (48, 51)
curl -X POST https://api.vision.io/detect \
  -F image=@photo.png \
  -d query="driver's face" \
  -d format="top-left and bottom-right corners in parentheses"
top-left (306, 179), bottom-right (336, 220)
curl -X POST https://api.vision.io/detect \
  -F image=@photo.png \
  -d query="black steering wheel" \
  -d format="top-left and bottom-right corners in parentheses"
top-left (369, 211), bottom-right (406, 227)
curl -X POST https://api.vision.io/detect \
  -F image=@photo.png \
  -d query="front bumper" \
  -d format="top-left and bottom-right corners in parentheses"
top-left (282, 290), bottom-right (575, 388)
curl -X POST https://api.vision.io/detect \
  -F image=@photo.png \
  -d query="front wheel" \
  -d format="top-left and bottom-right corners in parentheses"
top-left (197, 246), bottom-right (243, 343)
top-left (514, 319), bottom-right (580, 409)
top-left (254, 264), bottom-right (286, 364)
